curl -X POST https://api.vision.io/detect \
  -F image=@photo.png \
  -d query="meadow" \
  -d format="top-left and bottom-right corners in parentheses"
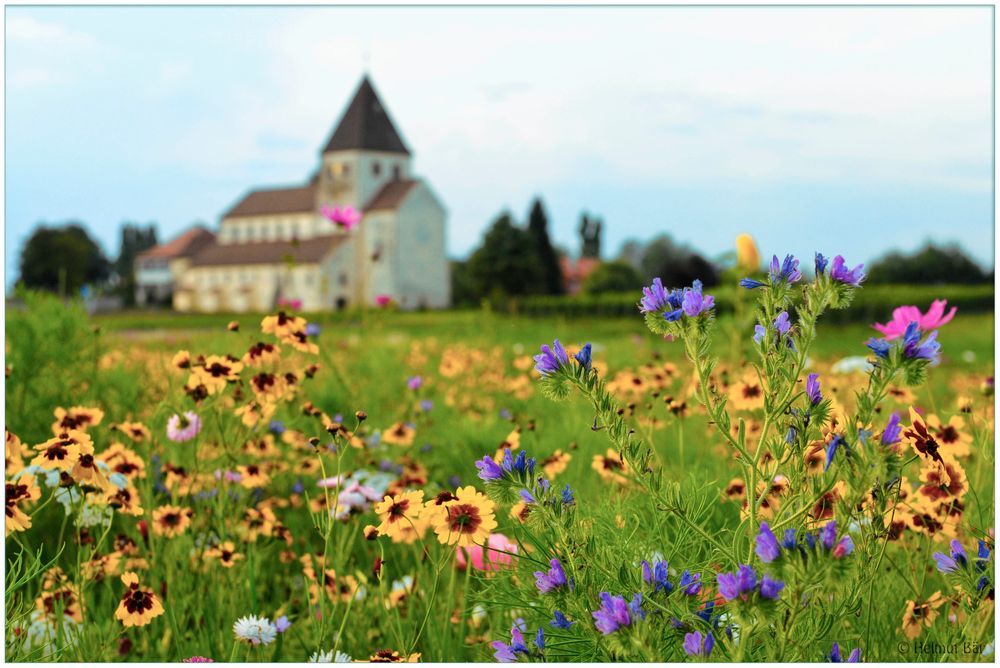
top-left (4, 271), bottom-right (995, 663)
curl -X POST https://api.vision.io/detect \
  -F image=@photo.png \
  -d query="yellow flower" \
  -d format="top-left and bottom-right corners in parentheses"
top-left (204, 541), bottom-right (243, 568)
top-left (115, 572), bottom-right (164, 628)
top-left (728, 374), bottom-right (765, 412)
top-left (591, 449), bottom-right (629, 485)
top-left (735, 233), bottom-right (761, 271)
top-left (98, 442), bottom-right (146, 480)
top-left (70, 441), bottom-right (113, 491)
top-left (382, 422), bottom-right (416, 447)
top-left (541, 449), bottom-right (572, 479)
top-left (188, 355), bottom-right (244, 395)
top-left (374, 490), bottom-right (425, 543)
top-left (429, 486), bottom-right (496, 548)
top-left (111, 421), bottom-right (151, 443)
top-left (151, 505), bottom-right (193, 538)
top-left (51, 406), bottom-right (104, 435)
top-left (369, 650), bottom-right (421, 662)
top-left (32, 430), bottom-right (88, 471)
top-left (6, 473), bottom-right (40, 535)
top-left (237, 464), bottom-right (271, 489)
top-left (901, 591), bottom-right (944, 639)
top-left (6, 430), bottom-right (29, 477)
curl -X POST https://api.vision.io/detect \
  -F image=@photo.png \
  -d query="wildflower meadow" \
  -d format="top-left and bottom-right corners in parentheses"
top-left (4, 251), bottom-right (995, 663)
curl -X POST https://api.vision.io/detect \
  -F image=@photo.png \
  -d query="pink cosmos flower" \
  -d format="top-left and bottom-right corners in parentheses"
top-left (374, 294), bottom-right (393, 308)
top-left (455, 533), bottom-right (518, 572)
top-left (277, 296), bottom-right (302, 310)
top-left (166, 411), bottom-right (202, 443)
top-left (183, 658), bottom-right (215, 663)
top-left (321, 204), bottom-right (362, 230)
top-left (873, 300), bottom-right (957, 340)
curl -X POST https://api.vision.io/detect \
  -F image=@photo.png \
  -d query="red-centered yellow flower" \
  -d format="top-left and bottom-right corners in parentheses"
top-left (285, 329), bottom-right (319, 354)
top-left (541, 449), bottom-right (572, 479)
top-left (242, 506), bottom-right (277, 542)
top-left (204, 541), bottom-right (243, 568)
top-left (430, 486), bottom-right (496, 548)
top-left (261, 311), bottom-right (307, 339)
top-left (32, 430), bottom-right (88, 471)
top-left (917, 457), bottom-right (968, 503)
top-left (99, 442), bottom-right (146, 480)
top-left (237, 464), bottom-right (270, 489)
top-left (243, 341), bottom-right (282, 367)
top-left (171, 350), bottom-right (192, 370)
top-left (925, 413), bottom-right (973, 458)
top-left (901, 591), bottom-right (944, 639)
top-left (728, 374), bottom-right (765, 412)
top-left (903, 408), bottom-right (947, 466)
top-left (374, 490), bottom-right (425, 542)
top-left (70, 441), bottom-right (112, 491)
top-left (115, 572), bottom-right (164, 627)
top-left (6, 473), bottom-right (40, 535)
top-left (151, 505), bottom-right (193, 537)
top-left (369, 650), bottom-right (422, 663)
top-left (188, 355), bottom-right (244, 395)
top-left (36, 584), bottom-right (83, 623)
top-left (592, 449), bottom-right (629, 485)
top-left (51, 406), bottom-right (104, 435)
top-left (104, 482), bottom-right (144, 516)
top-left (382, 422), bottom-right (416, 447)
top-left (112, 421), bottom-right (151, 443)
top-left (6, 430), bottom-right (28, 477)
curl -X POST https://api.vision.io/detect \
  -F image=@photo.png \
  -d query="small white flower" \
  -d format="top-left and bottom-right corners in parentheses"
top-left (309, 649), bottom-right (334, 663)
top-left (233, 614), bottom-right (278, 645)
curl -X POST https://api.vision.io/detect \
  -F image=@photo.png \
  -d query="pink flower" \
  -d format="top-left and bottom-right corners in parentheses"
top-left (321, 204), bottom-right (362, 230)
top-left (374, 294), bottom-right (393, 308)
top-left (277, 296), bottom-right (302, 310)
top-left (873, 300), bottom-right (957, 340)
top-left (183, 658), bottom-right (215, 663)
top-left (166, 411), bottom-right (202, 442)
top-left (455, 533), bottom-right (518, 572)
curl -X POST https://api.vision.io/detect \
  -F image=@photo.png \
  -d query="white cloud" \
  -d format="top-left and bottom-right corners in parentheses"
top-left (6, 15), bottom-right (96, 47)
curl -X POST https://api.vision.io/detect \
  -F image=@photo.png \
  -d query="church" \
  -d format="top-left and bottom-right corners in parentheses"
top-left (135, 75), bottom-right (450, 312)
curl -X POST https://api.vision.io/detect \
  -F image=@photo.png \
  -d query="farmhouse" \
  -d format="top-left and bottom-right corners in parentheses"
top-left (135, 75), bottom-right (450, 312)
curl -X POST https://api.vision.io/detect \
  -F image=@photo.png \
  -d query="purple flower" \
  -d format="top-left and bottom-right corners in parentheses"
top-left (829, 255), bottom-right (865, 287)
top-left (755, 522), bottom-right (781, 563)
top-left (407, 375), bottom-right (423, 390)
top-left (781, 529), bottom-right (799, 550)
top-left (718, 564), bottom-right (757, 601)
top-left (534, 559), bottom-right (568, 593)
top-left (491, 625), bottom-right (529, 662)
top-left (815, 253), bottom-right (829, 276)
top-left (561, 484), bottom-right (575, 506)
top-left (769, 254), bottom-right (802, 284)
top-left (866, 337), bottom-right (892, 359)
top-left (740, 278), bottom-right (767, 289)
top-left (881, 412), bottom-right (902, 446)
top-left (902, 322), bottom-right (941, 362)
top-left (825, 435), bottom-right (845, 472)
top-left (819, 521), bottom-right (838, 550)
top-left (592, 592), bottom-right (631, 635)
top-left (640, 277), bottom-right (670, 313)
top-left (774, 311), bottom-right (791, 336)
top-left (830, 643), bottom-right (862, 663)
top-left (641, 560), bottom-right (671, 593)
top-left (475, 456), bottom-right (504, 482)
top-left (274, 616), bottom-right (291, 633)
top-left (534, 628), bottom-right (545, 652)
top-left (678, 570), bottom-right (702, 596)
top-left (628, 592), bottom-right (646, 621)
top-left (574, 343), bottom-right (593, 371)
top-left (806, 373), bottom-right (822, 405)
top-left (681, 281), bottom-right (715, 317)
top-left (519, 489), bottom-right (537, 504)
top-left (833, 536), bottom-right (855, 559)
top-left (683, 631), bottom-right (714, 657)
top-left (934, 540), bottom-right (969, 573)
top-left (420, 399), bottom-right (434, 412)
top-left (305, 322), bottom-right (321, 337)
top-left (550, 611), bottom-right (574, 629)
top-left (753, 323), bottom-right (766, 344)
top-left (533, 340), bottom-right (569, 376)
top-left (759, 574), bottom-right (785, 600)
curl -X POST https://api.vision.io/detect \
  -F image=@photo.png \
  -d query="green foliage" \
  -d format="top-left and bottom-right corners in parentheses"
top-left (866, 243), bottom-right (990, 284)
top-left (526, 198), bottom-right (565, 295)
top-left (582, 261), bottom-right (642, 295)
top-left (578, 213), bottom-right (603, 259)
top-left (18, 222), bottom-right (111, 295)
top-left (114, 222), bottom-right (159, 306)
top-left (620, 233), bottom-right (719, 287)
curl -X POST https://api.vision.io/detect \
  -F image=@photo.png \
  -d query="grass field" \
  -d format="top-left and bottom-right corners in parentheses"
top-left (5, 289), bottom-right (996, 662)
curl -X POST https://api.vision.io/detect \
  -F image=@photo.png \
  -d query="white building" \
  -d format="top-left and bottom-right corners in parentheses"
top-left (138, 75), bottom-right (450, 312)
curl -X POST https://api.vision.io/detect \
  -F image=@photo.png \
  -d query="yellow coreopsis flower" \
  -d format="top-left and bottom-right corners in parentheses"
top-left (735, 233), bottom-right (761, 271)
top-left (115, 572), bottom-right (164, 628)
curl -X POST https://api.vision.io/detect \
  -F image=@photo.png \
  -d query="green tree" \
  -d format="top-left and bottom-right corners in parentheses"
top-left (628, 233), bottom-right (719, 287)
top-left (115, 222), bottom-right (159, 306)
top-left (465, 211), bottom-right (544, 300)
top-left (579, 212), bottom-right (603, 258)
top-left (582, 260), bottom-right (642, 294)
top-left (866, 243), bottom-right (989, 284)
top-left (18, 223), bottom-right (111, 295)
top-left (526, 198), bottom-right (564, 295)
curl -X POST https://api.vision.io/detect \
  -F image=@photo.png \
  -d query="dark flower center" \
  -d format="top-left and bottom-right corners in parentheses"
top-left (448, 504), bottom-right (482, 533)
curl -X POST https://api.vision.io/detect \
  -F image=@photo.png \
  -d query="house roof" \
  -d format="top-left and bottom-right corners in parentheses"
top-left (188, 235), bottom-right (346, 267)
top-left (222, 182), bottom-right (317, 219)
top-left (137, 227), bottom-right (215, 260)
top-left (321, 76), bottom-right (411, 155)
top-left (365, 179), bottom-right (419, 211)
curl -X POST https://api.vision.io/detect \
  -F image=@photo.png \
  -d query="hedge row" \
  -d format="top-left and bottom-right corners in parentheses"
top-left (512, 284), bottom-right (995, 322)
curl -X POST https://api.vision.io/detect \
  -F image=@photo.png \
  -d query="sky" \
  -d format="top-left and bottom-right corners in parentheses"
top-left (4, 6), bottom-right (994, 286)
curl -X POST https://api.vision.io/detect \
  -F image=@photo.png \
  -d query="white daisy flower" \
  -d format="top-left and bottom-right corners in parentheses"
top-left (233, 614), bottom-right (278, 645)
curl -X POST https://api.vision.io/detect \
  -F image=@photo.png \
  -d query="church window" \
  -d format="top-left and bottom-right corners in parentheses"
top-left (372, 161), bottom-right (382, 177)
top-left (392, 164), bottom-right (401, 180)
top-left (339, 273), bottom-right (348, 287)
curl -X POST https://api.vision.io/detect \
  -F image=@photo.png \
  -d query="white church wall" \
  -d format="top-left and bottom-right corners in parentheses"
top-left (394, 184), bottom-right (450, 309)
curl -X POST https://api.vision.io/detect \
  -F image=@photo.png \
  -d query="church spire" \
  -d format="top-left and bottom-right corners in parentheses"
top-left (321, 75), bottom-right (411, 155)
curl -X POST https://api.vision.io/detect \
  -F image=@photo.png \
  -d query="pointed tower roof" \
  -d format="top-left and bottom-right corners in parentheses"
top-left (321, 76), bottom-right (411, 155)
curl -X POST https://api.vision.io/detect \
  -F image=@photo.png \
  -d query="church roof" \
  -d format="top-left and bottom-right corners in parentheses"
top-left (223, 183), bottom-right (317, 219)
top-left (365, 179), bottom-right (419, 211)
top-left (321, 76), bottom-right (411, 155)
top-left (189, 235), bottom-right (346, 267)
top-left (137, 226), bottom-right (215, 260)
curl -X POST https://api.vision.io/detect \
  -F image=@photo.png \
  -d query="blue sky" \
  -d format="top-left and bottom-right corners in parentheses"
top-left (5, 6), bottom-right (994, 286)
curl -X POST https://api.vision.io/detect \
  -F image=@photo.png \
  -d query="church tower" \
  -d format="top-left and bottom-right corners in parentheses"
top-left (317, 76), bottom-right (413, 210)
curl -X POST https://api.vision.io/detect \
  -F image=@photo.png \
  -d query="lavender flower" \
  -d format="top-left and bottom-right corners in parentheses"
top-left (641, 560), bottom-right (672, 593)
top-left (829, 255), bottom-right (865, 286)
top-left (681, 280), bottom-right (715, 317)
top-left (815, 252), bottom-right (829, 276)
top-left (717, 565), bottom-right (757, 601)
top-left (759, 574), bottom-right (785, 600)
top-left (755, 522), bottom-right (781, 563)
top-left (825, 434), bottom-right (846, 472)
top-left (682, 631), bottom-right (714, 657)
top-left (819, 521), bottom-right (838, 550)
top-left (881, 412), bottom-right (902, 446)
top-left (678, 570), bottom-right (702, 596)
top-left (592, 593), bottom-right (631, 635)
top-left (753, 323), bottom-right (766, 344)
top-left (902, 322), bottom-right (941, 362)
top-left (475, 456), bottom-right (504, 482)
top-left (491, 625), bottom-right (529, 663)
top-left (639, 278), bottom-right (670, 313)
top-left (933, 539), bottom-right (969, 573)
top-left (774, 311), bottom-right (791, 336)
top-left (561, 484), bottom-right (575, 506)
top-left (534, 559), bottom-right (568, 593)
top-left (740, 278), bottom-right (767, 289)
top-left (830, 643), bottom-right (862, 663)
top-left (550, 611), bottom-right (574, 629)
top-left (407, 376), bottom-right (422, 390)
top-left (574, 343), bottom-right (593, 371)
top-left (533, 340), bottom-right (569, 376)
top-left (806, 373), bottom-right (822, 405)
top-left (866, 337), bottom-right (892, 359)
top-left (769, 254), bottom-right (802, 284)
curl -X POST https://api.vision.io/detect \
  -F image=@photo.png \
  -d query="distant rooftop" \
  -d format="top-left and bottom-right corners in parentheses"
top-left (137, 227), bottom-right (215, 260)
top-left (321, 75), bottom-right (411, 156)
